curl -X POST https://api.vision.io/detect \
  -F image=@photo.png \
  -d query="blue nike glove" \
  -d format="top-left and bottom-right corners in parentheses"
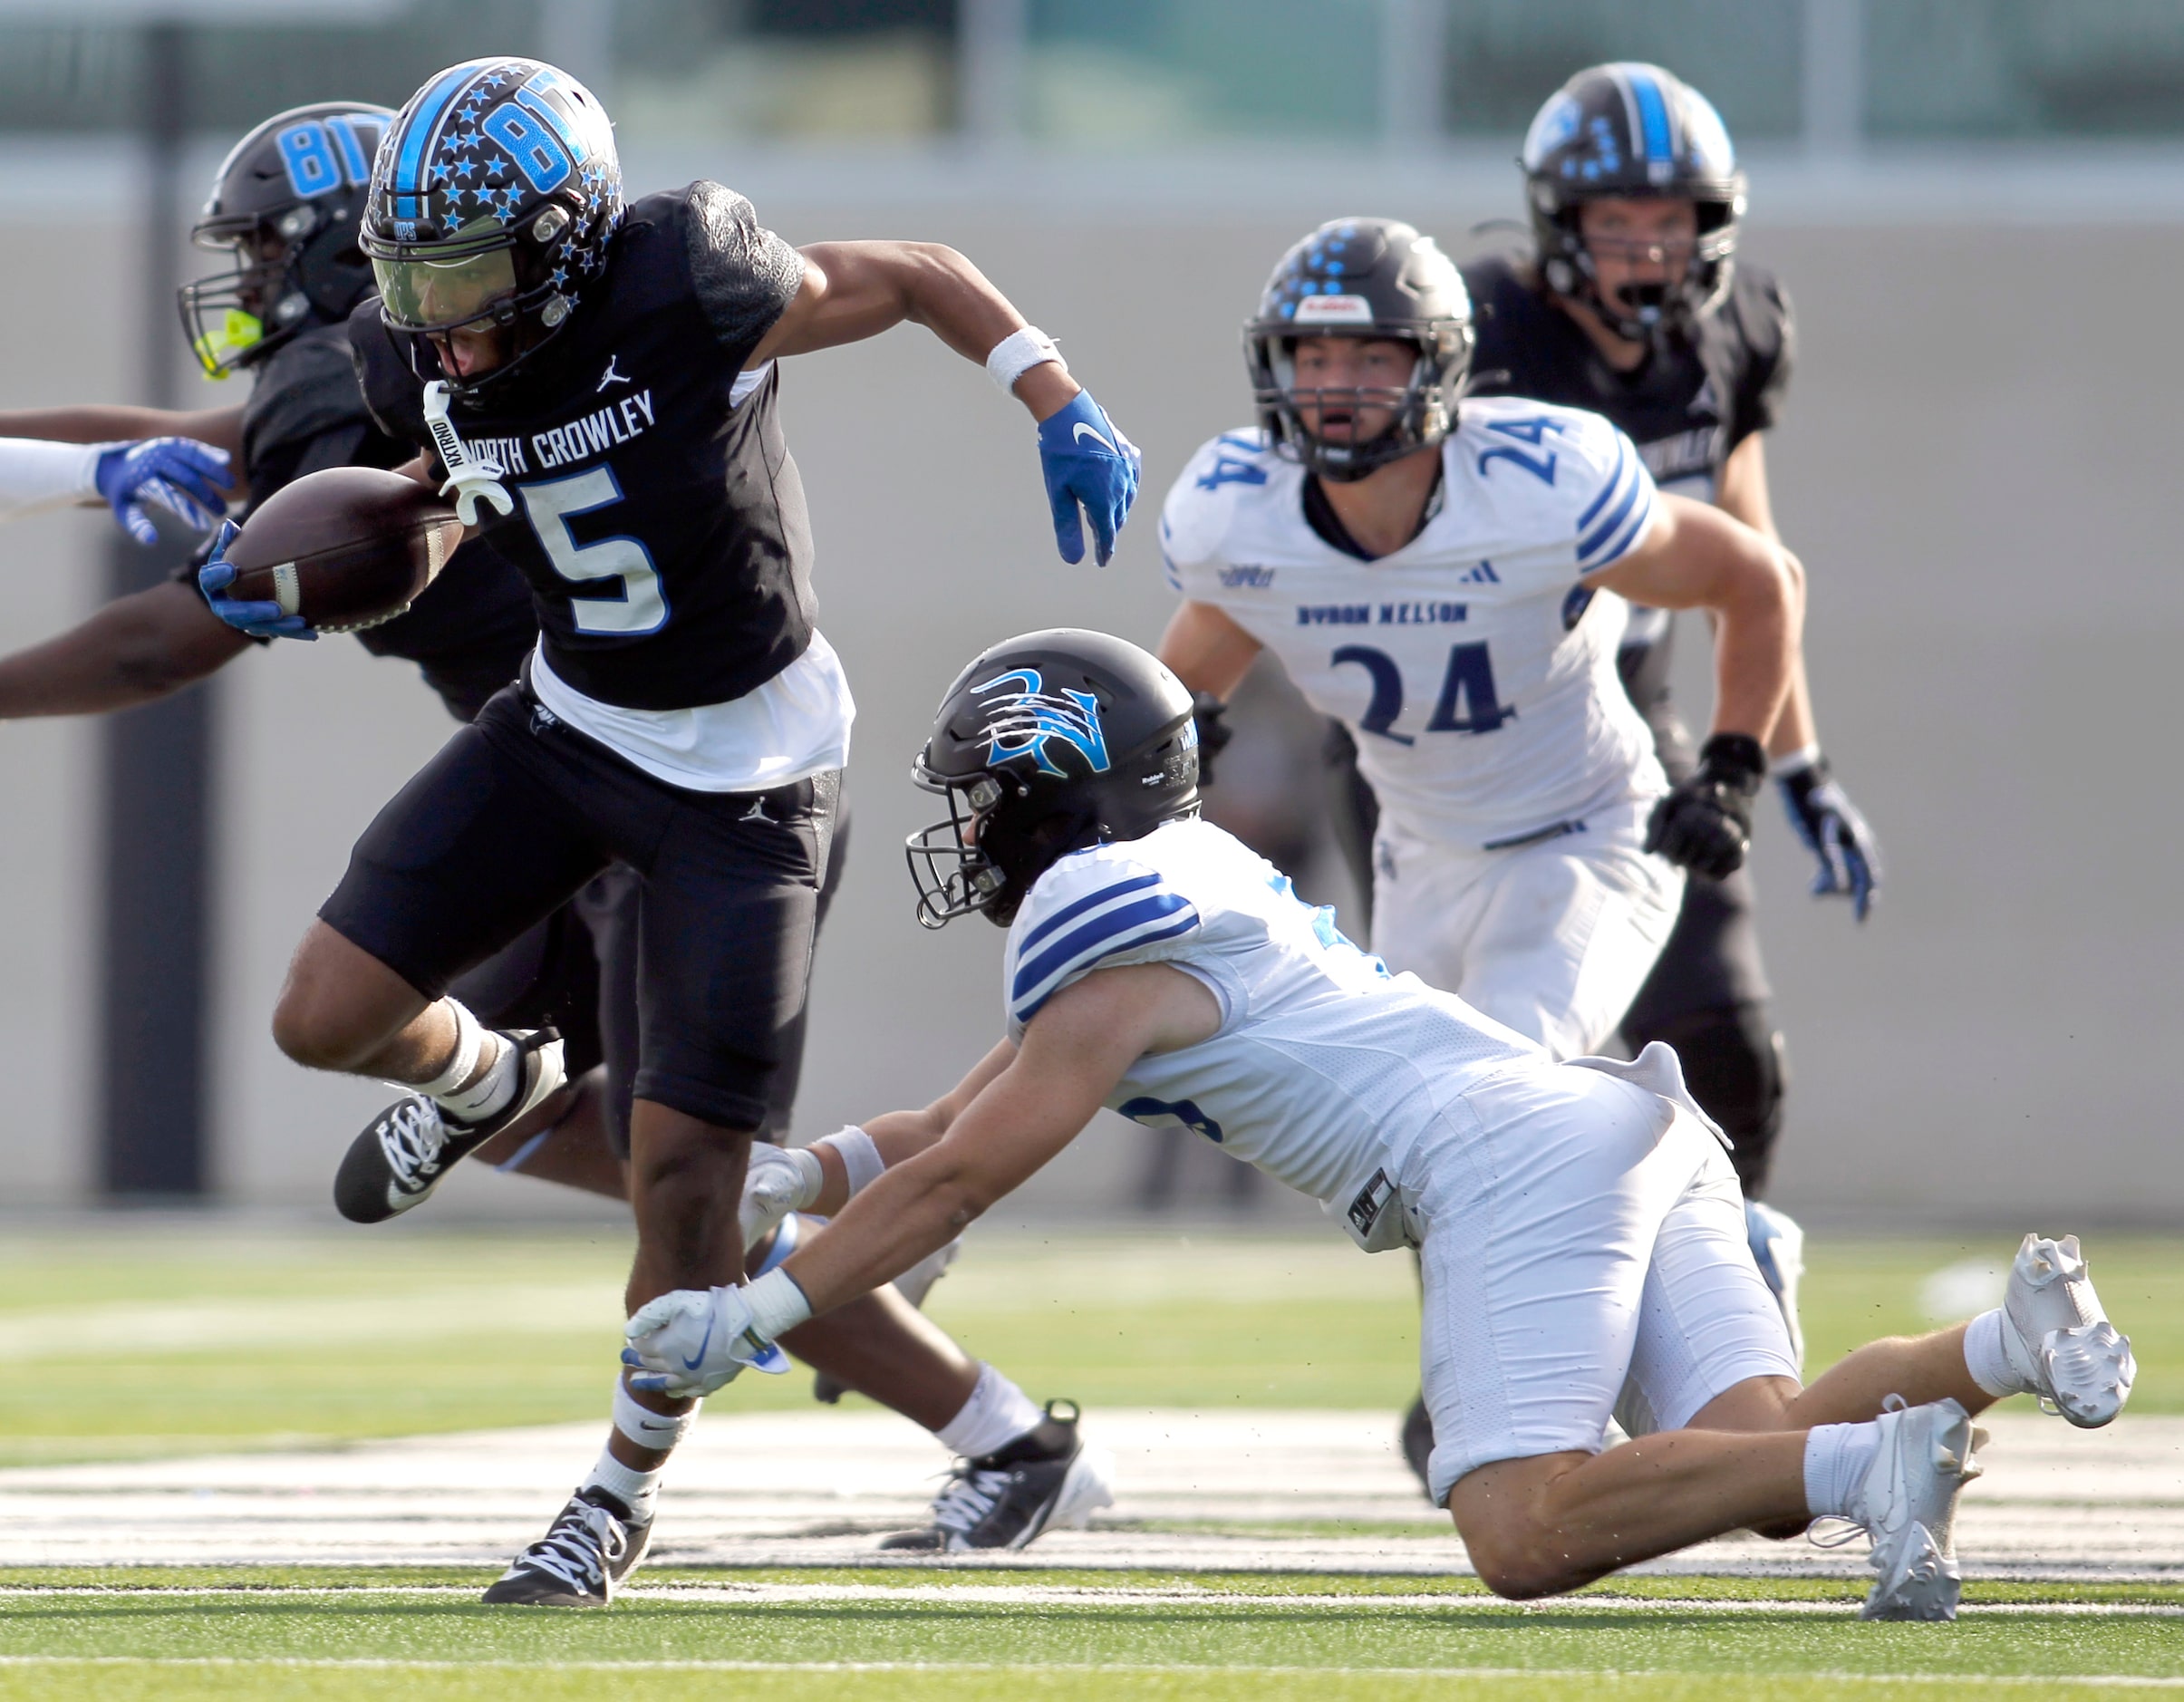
top-left (197, 518), bottom-right (314, 641)
top-left (95, 437), bottom-right (231, 546)
top-left (1779, 755), bottom-right (1880, 921)
top-left (1036, 389), bottom-right (1141, 566)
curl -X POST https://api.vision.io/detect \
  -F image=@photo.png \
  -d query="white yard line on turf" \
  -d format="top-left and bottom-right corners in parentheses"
top-left (0, 1658), bottom-right (2179, 1686)
top-left (0, 1582), bottom-right (2176, 1616)
top-left (4, 1409), bottom-right (2177, 1579)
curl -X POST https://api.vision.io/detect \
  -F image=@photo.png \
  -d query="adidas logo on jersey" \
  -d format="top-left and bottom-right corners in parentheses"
top-left (1457, 560), bottom-right (1501, 585)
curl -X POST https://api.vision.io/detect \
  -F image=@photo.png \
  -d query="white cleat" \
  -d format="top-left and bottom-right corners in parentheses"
top-left (1745, 1199), bottom-right (1807, 1375)
top-left (2003, 1233), bottom-right (2136, 1428)
top-left (1851, 1396), bottom-right (1985, 1621)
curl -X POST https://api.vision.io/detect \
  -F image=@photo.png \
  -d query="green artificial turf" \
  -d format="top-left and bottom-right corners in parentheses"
top-left (0, 1226), bottom-right (2176, 1464)
top-left (0, 1573), bottom-right (2176, 1701)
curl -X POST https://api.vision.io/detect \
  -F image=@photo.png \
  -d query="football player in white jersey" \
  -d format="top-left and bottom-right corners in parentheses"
top-left (623, 632), bottom-right (2134, 1620)
top-left (1156, 218), bottom-right (1800, 1064)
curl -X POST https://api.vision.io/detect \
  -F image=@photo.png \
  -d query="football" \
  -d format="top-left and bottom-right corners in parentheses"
top-left (223, 467), bottom-right (463, 634)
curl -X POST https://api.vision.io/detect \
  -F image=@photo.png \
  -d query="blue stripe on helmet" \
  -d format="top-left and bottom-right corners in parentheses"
top-left (1628, 68), bottom-right (1674, 164)
top-left (391, 63), bottom-right (480, 194)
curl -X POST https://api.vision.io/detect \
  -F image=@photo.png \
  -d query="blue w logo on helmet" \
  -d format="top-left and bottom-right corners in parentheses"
top-left (975, 668), bottom-right (1111, 778)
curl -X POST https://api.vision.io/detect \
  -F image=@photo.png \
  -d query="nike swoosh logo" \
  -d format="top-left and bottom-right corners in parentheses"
top-left (681, 1310), bottom-right (715, 1372)
top-left (1072, 422), bottom-right (1115, 453)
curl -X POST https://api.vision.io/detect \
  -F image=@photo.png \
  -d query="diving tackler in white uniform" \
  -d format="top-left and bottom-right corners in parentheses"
top-left (912, 631), bottom-right (1793, 1504)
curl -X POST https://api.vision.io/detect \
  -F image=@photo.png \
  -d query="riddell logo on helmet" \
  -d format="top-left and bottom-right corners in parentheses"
top-left (1292, 295), bottom-right (1374, 324)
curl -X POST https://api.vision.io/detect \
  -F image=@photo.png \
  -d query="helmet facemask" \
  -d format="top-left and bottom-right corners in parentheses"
top-left (1536, 192), bottom-right (1740, 344)
top-left (1249, 325), bottom-right (1469, 483)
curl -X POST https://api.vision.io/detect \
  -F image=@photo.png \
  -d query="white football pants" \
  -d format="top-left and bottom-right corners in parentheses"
top-left (1369, 798), bottom-right (1683, 1060)
top-left (1411, 1063), bottom-right (1797, 1504)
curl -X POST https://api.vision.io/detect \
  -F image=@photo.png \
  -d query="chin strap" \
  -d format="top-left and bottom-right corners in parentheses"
top-left (421, 380), bottom-right (514, 525)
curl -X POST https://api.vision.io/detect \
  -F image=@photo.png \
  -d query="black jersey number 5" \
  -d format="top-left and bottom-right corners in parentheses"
top-left (519, 468), bottom-right (669, 635)
top-left (1332, 642), bottom-right (1512, 744)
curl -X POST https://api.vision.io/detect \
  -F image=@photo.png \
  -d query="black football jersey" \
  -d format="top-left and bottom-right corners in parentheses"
top-left (1462, 254), bottom-right (1793, 764)
top-left (350, 181), bottom-right (815, 713)
top-left (182, 321), bottom-right (538, 722)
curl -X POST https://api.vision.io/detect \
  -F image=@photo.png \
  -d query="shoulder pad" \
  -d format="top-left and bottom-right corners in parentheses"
top-left (241, 324), bottom-right (376, 473)
top-left (343, 302), bottom-right (429, 451)
top-left (678, 180), bottom-right (807, 363)
top-left (1161, 430), bottom-right (1277, 566)
top-left (1007, 846), bottom-right (1203, 1027)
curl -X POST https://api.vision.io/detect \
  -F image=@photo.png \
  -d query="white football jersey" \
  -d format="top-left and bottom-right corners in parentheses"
top-left (1162, 397), bottom-right (1667, 848)
top-left (1001, 817), bottom-right (1539, 1211)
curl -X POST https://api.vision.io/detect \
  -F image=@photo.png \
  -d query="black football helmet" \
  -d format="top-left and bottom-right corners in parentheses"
top-left (1521, 62), bottom-right (1746, 342)
top-left (179, 102), bottom-right (392, 379)
top-left (906, 630), bottom-right (1201, 929)
top-left (362, 57), bottom-right (623, 401)
top-left (1243, 218), bottom-right (1474, 484)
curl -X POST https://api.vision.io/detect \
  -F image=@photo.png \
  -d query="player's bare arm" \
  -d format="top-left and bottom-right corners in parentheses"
top-left (0, 402), bottom-right (246, 476)
top-left (1584, 490), bottom-right (1799, 747)
top-left (754, 243), bottom-right (1078, 419)
top-left (626, 962), bottom-right (1216, 1394)
top-left (1155, 598), bottom-right (1262, 702)
top-left (0, 580), bottom-right (247, 719)
top-left (796, 968), bottom-right (1217, 1310)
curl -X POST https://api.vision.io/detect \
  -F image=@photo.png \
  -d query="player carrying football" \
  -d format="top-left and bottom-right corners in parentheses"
top-left (0, 95), bottom-right (1102, 1566)
top-left (662, 629), bottom-right (2133, 1620)
top-left (242, 59), bottom-right (1139, 1603)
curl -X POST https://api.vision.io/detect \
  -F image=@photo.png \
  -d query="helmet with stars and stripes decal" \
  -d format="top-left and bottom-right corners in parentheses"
top-left (1521, 61), bottom-right (1746, 343)
top-left (362, 56), bottom-right (623, 401)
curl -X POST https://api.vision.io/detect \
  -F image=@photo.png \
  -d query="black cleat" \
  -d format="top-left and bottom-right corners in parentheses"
top-left (333, 1028), bottom-right (565, 1223)
top-left (1400, 1391), bottom-right (1437, 1502)
top-left (880, 1399), bottom-right (1114, 1553)
top-left (482, 1486), bottom-right (651, 1608)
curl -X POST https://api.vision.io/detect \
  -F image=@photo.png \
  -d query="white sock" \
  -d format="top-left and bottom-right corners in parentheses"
top-left (433, 1030), bottom-right (517, 1124)
top-left (1964, 1308), bottom-right (2029, 1398)
top-left (1802, 1419), bottom-right (1882, 1519)
top-left (935, 1363), bottom-right (1045, 1460)
top-left (583, 1445), bottom-right (663, 1523)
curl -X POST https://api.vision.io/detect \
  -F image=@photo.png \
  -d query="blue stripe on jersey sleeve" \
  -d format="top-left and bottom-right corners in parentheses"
top-left (1587, 482), bottom-right (1657, 569)
top-left (1011, 894), bottom-right (1200, 1021)
top-left (1018, 873), bottom-right (1163, 957)
top-left (1578, 455), bottom-right (1648, 566)
top-left (1577, 435), bottom-right (1629, 532)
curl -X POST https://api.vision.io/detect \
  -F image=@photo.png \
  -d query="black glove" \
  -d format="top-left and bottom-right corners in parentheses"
top-left (1645, 732), bottom-right (1765, 879)
top-left (1778, 754), bottom-right (1882, 922)
top-left (1191, 691), bottom-right (1232, 788)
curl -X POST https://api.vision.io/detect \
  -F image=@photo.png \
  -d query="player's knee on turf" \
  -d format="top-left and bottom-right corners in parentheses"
top-left (1447, 1455), bottom-right (1599, 1600)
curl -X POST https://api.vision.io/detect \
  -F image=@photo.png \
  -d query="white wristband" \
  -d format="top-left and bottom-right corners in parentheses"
top-left (814, 1126), bottom-right (885, 1198)
top-left (1772, 743), bottom-right (1822, 778)
top-left (986, 325), bottom-right (1066, 393)
top-left (744, 1266), bottom-right (814, 1341)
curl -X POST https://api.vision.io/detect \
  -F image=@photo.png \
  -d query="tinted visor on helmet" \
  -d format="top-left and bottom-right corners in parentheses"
top-left (372, 227), bottom-right (521, 333)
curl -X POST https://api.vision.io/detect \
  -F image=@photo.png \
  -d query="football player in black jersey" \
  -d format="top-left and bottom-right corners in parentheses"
top-left (0, 97), bottom-right (1100, 1562)
top-left (1326, 63), bottom-right (1882, 1490)
top-left (233, 58), bottom-right (1139, 1603)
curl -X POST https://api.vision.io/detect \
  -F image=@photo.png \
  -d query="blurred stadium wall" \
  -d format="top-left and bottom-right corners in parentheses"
top-left (1, 0), bottom-right (2181, 1223)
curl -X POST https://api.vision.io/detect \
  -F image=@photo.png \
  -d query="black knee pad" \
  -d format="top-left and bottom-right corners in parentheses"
top-left (1646, 1002), bottom-right (1786, 1197)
